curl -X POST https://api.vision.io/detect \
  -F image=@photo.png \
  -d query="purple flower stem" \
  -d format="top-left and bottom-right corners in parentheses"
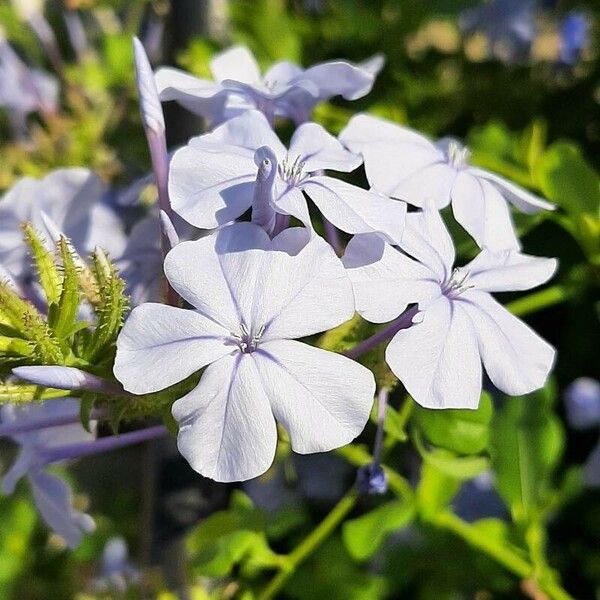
top-left (42, 425), bottom-right (168, 464)
top-left (344, 306), bottom-right (419, 360)
top-left (372, 387), bottom-right (389, 467)
top-left (0, 408), bottom-right (105, 438)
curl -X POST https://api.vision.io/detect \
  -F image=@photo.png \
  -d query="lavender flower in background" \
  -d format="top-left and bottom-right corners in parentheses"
top-left (459, 0), bottom-right (537, 63)
top-left (94, 537), bottom-right (139, 594)
top-left (564, 377), bottom-right (600, 430)
top-left (559, 12), bottom-right (590, 66)
top-left (453, 471), bottom-right (507, 522)
top-left (0, 168), bottom-right (125, 284)
top-left (114, 222), bottom-right (375, 482)
top-left (169, 110), bottom-right (405, 242)
top-left (0, 400), bottom-right (96, 548)
top-left (0, 28), bottom-right (58, 135)
top-left (340, 114), bottom-right (554, 251)
top-left (155, 45), bottom-right (383, 126)
top-left (564, 378), bottom-right (600, 488)
top-left (343, 205), bottom-right (556, 409)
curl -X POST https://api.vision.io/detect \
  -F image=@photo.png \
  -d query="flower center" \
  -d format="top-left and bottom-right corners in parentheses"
top-left (446, 141), bottom-right (471, 170)
top-left (278, 154), bottom-right (307, 186)
top-left (233, 323), bottom-right (265, 354)
top-left (442, 267), bottom-right (474, 298)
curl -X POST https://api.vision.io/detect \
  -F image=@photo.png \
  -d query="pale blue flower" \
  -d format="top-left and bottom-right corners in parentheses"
top-left (0, 400), bottom-right (96, 548)
top-left (343, 205), bottom-right (557, 409)
top-left (95, 537), bottom-right (139, 594)
top-left (169, 110), bottom-right (405, 243)
top-left (155, 45), bottom-right (383, 125)
top-left (114, 222), bottom-right (375, 482)
top-left (341, 114), bottom-right (554, 251)
top-left (564, 377), bottom-right (600, 430)
top-left (559, 11), bottom-right (590, 66)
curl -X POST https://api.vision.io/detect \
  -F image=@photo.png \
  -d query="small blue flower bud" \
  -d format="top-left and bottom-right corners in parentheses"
top-left (564, 377), bottom-right (600, 430)
top-left (356, 463), bottom-right (388, 495)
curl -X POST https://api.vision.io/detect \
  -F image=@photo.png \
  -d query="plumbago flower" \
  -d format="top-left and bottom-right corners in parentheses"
top-left (114, 222), bottom-right (375, 482)
top-left (340, 114), bottom-right (554, 251)
top-left (155, 45), bottom-right (383, 125)
top-left (0, 399), bottom-right (96, 548)
top-left (342, 206), bottom-right (556, 409)
top-left (169, 110), bottom-right (405, 242)
top-left (0, 168), bottom-right (125, 282)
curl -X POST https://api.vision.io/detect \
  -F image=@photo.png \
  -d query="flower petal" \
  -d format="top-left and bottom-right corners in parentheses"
top-left (464, 249), bottom-right (557, 292)
top-left (469, 167), bottom-right (555, 213)
top-left (289, 123), bottom-right (361, 173)
top-left (210, 46), bottom-right (261, 84)
top-left (114, 303), bottom-right (231, 394)
top-left (459, 290), bottom-right (555, 396)
top-left (273, 185), bottom-right (312, 227)
top-left (301, 60), bottom-right (379, 101)
top-left (191, 110), bottom-right (285, 159)
top-left (255, 340), bottom-right (375, 452)
top-left (164, 223), bottom-right (271, 329)
top-left (257, 232), bottom-right (355, 340)
top-left (29, 470), bottom-right (95, 549)
top-left (169, 145), bottom-right (255, 228)
top-left (386, 297), bottom-right (482, 409)
top-left (451, 172), bottom-right (520, 251)
top-left (401, 206), bottom-right (455, 282)
top-left (154, 67), bottom-right (228, 120)
top-left (173, 353), bottom-right (277, 482)
top-left (302, 176), bottom-right (405, 243)
top-left (343, 233), bottom-right (441, 323)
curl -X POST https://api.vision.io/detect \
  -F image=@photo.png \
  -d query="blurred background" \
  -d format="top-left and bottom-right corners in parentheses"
top-left (0, 1), bottom-right (598, 599)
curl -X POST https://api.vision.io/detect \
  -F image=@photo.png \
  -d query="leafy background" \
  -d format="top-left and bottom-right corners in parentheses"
top-left (0, 0), bottom-right (598, 599)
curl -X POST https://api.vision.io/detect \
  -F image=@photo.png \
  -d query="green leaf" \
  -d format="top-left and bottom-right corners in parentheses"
top-left (0, 384), bottom-right (69, 404)
top-left (21, 223), bottom-right (61, 306)
top-left (186, 491), bottom-right (280, 578)
top-left (536, 142), bottom-right (600, 216)
top-left (491, 383), bottom-right (564, 522)
top-left (0, 336), bottom-right (32, 357)
top-left (414, 392), bottom-right (493, 455)
top-left (49, 238), bottom-right (80, 341)
top-left (342, 500), bottom-right (415, 561)
top-left (416, 460), bottom-right (461, 517)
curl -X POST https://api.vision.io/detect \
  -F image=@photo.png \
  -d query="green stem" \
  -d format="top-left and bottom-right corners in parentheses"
top-left (507, 285), bottom-right (571, 317)
top-left (258, 490), bottom-right (358, 600)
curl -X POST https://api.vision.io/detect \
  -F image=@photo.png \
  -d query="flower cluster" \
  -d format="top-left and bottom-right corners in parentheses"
top-left (115, 42), bottom-right (557, 482)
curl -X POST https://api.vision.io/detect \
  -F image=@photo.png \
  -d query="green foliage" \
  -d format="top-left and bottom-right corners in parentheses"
top-left (414, 392), bottom-right (493, 455)
top-left (342, 499), bottom-right (415, 560)
top-left (491, 382), bottom-right (565, 523)
top-left (186, 491), bottom-right (282, 578)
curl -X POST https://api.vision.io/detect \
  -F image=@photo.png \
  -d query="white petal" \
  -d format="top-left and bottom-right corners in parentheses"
top-left (255, 340), bottom-right (375, 452)
top-left (154, 67), bottom-right (228, 121)
top-left (274, 185), bottom-right (312, 227)
top-left (401, 206), bottom-right (455, 282)
top-left (210, 46), bottom-right (261, 84)
top-left (387, 161), bottom-right (456, 208)
top-left (264, 60), bottom-right (303, 84)
top-left (464, 249), bottom-right (557, 292)
top-left (459, 290), bottom-right (555, 396)
top-left (343, 233), bottom-right (441, 323)
top-left (469, 167), bottom-right (555, 213)
top-left (169, 145), bottom-right (255, 228)
top-left (300, 61), bottom-right (378, 101)
top-left (451, 172), bottom-right (520, 251)
top-left (164, 223), bottom-right (271, 328)
top-left (173, 353), bottom-right (277, 482)
top-left (289, 123), bottom-right (361, 173)
top-left (192, 110), bottom-right (285, 159)
top-left (302, 176), bottom-right (405, 243)
top-left (114, 303), bottom-right (231, 394)
top-left (385, 297), bottom-right (482, 409)
top-left (256, 233), bottom-right (355, 340)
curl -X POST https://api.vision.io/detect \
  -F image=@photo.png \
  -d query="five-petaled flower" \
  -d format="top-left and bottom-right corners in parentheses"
top-left (169, 110), bottom-right (405, 243)
top-left (343, 205), bottom-right (556, 409)
top-left (155, 45), bottom-right (383, 126)
top-left (340, 113), bottom-right (554, 251)
top-left (114, 223), bottom-right (375, 482)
